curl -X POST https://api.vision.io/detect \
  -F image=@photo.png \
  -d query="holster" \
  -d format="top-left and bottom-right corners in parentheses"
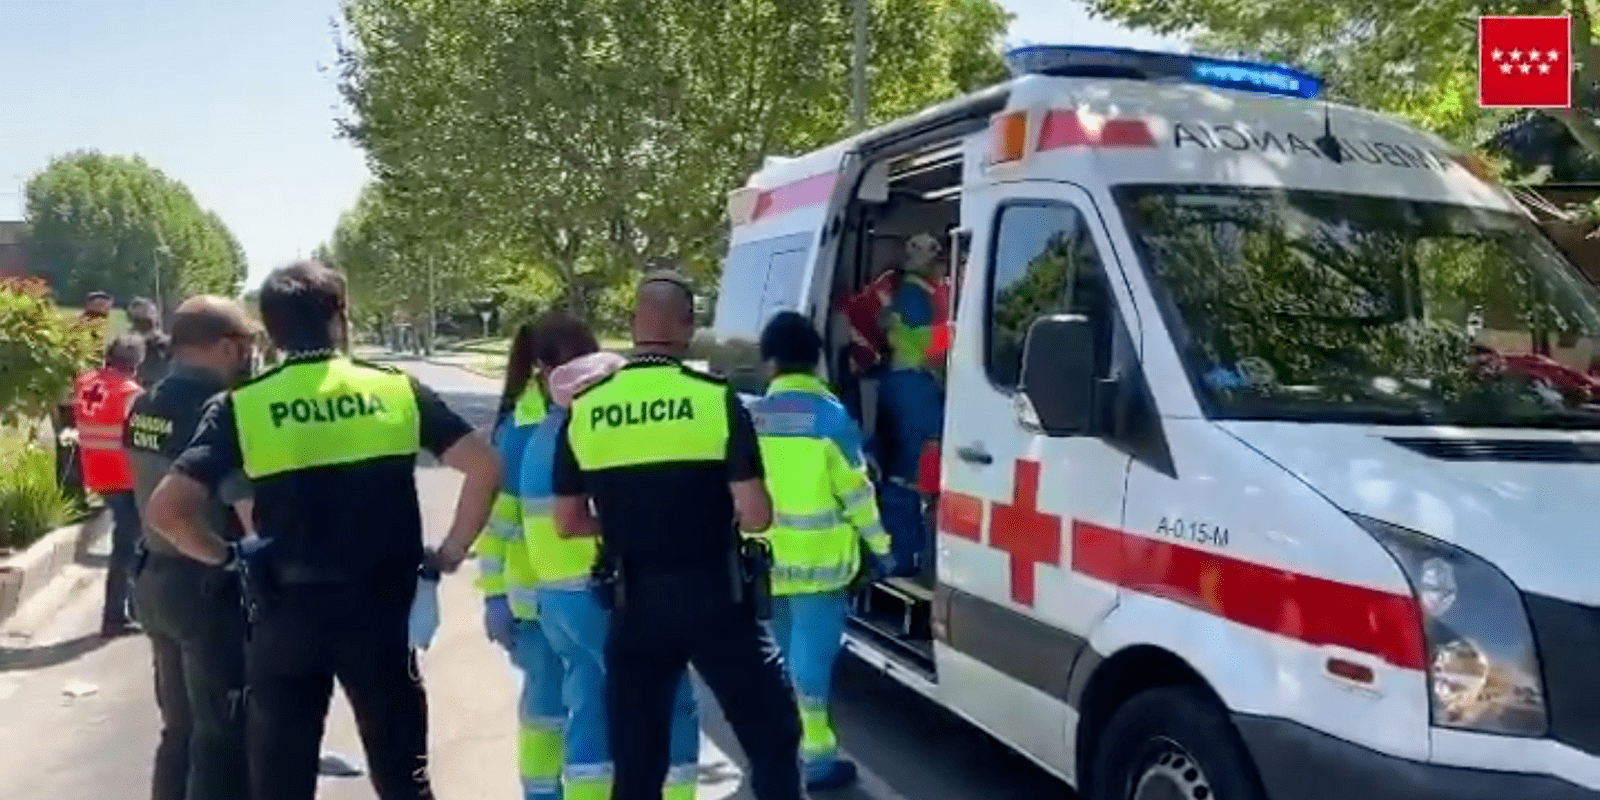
top-left (236, 557), bottom-right (280, 637)
top-left (739, 537), bottom-right (775, 621)
top-left (589, 547), bottom-right (625, 611)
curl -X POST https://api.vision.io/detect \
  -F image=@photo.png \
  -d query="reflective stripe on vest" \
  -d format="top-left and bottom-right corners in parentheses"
top-left (567, 365), bottom-right (729, 470)
top-left (232, 358), bottom-right (420, 479)
top-left (78, 423), bottom-right (125, 449)
top-left (751, 374), bottom-right (866, 595)
top-left (478, 393), bottom-right (549, 618)
top-left (523, 406), bottom-right (598, 585)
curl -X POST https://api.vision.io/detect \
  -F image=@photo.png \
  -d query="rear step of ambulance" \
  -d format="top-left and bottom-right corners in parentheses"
top-left (847, 576), bottom-right (937, 682)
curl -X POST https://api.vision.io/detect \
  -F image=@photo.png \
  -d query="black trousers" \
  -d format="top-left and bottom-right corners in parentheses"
top-left (102, 491), bottom-right (142, 628)
top-left (607, 569), bottom-right (804, 800)
top-left (133, 554), bottom-right (248, 800)
top-left (244, 581), bottom-right (431, 800)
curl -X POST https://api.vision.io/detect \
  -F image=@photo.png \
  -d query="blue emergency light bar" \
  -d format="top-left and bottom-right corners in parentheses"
top-left (1004, 45), bottom-right (1323, 100)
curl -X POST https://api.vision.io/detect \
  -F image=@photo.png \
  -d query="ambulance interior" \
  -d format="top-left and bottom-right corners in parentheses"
top-left (826, 139), bottom-right (966, 667)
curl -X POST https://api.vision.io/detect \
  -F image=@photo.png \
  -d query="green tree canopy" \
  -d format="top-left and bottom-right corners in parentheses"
top-left (333, 0), bottom-right (1011, 318)
top-left (24, 151), bottom-right (247, 309)
top-left (1085, 0), bottom-right (1600, 169)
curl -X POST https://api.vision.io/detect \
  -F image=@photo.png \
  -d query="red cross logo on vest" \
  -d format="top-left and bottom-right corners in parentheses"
top-left (80, 381), bottom-right (108, 416)
top-left (987, 460), bottom-right (1062, 607)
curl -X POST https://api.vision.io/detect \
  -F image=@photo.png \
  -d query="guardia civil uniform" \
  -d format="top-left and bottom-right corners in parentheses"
top-left (551, 354), bottom-right (805, 800)
top-left (125, 363), bottom-right (250, 800)
top-left (749, 372), bottom-right (889, 787)
top-left (475, 388), bottom-right (566, 800)
top-left (172, 352), bottom-right (475, 800)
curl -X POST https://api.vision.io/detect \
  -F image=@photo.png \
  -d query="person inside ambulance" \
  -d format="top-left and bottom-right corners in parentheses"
top-left (840, 232), bottom-right (949, 577)
top-left (748, 311), bottom-right (891, 791)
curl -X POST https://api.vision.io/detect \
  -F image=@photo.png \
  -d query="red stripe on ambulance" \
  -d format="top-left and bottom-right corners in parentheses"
top-left (938, 458), bottom-right (1427, 671)
top-left (1071, 520), bottom-right (1427, 671)
top-left (752, 171), bottom-right (837, 221)
top-left (938, 491), bottom-right (984, 541)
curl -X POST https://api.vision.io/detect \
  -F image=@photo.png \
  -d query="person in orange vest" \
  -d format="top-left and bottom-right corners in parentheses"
top-left (75, 333), bottom-right (147, 636)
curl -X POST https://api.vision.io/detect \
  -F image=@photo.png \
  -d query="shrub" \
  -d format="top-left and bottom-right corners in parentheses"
top-left (0, 434), bottom-right (71, 551)
top-left (0, 278), bottom-right (101, 428)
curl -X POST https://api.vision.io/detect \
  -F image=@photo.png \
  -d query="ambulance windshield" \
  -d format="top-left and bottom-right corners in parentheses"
top-left (1115, 184), bottom-right (1600, 428)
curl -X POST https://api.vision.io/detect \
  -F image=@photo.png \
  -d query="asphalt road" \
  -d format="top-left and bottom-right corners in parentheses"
top-left (0, 356), bottom-right (1067, 800)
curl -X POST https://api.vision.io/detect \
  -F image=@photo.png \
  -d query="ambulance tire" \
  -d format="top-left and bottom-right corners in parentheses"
top-left (1088, 685), bottom-right (1266, 800)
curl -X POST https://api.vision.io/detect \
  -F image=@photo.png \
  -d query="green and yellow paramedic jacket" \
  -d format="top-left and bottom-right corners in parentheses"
top-left (747, 373), bottom-right (888, 595)
top-left (520, 399), bottom-right (599, 593)
top-left (475, 389), bottom-right (548, 619)
top-left (172, 353), bottom-right (474, 585)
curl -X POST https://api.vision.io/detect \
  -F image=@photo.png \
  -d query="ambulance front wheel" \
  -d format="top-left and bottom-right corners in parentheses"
top-left (1088, 686), bottom-right (1267, 800)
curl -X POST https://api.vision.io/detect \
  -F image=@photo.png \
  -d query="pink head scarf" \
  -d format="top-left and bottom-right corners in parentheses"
top-left (547, 351), bottom-right (627, 408)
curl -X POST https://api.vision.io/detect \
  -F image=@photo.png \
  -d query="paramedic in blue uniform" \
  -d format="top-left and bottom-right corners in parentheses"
top-left (551, 270), bottom-right (805, 800)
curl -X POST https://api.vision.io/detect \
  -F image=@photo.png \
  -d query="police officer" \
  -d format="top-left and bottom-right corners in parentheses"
top-left (125, 295), bottom-right (258, 800)
top-left (551, 270), bottom-right (804, 800)
top-left (144, 260), bottom-right (503, 800)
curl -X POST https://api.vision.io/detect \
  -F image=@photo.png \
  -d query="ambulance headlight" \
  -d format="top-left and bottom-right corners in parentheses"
top-left (1355, 515), bottom-right (1547, 737)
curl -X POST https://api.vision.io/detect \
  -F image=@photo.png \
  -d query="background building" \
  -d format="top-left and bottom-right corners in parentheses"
top-left (0, 221), bottom-right (27, 279)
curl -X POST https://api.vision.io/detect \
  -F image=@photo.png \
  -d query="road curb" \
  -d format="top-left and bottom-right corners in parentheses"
top-left (0, 508), bottom-right (107, 625)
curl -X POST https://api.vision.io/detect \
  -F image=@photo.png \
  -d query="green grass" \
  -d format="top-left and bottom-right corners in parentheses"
top-left (0, 426), bottom-right (71, 552)
top-left (58, 306), bottom-right (130, 336)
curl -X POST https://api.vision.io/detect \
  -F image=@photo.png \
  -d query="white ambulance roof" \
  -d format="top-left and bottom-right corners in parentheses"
top-left (998, 75), bottom-right (1514, 211)
top-left (740, 83), bottom-right (1014, 192)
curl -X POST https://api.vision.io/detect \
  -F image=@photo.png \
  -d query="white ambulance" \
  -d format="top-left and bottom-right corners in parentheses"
top-left (710, 45), bottom-right (1600, 800)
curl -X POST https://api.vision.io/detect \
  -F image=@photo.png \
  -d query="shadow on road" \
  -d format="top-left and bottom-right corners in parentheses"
top-left (832, 658), bottom-right (1068, 799)
top-left (0, 632), bottom-right (110, 672)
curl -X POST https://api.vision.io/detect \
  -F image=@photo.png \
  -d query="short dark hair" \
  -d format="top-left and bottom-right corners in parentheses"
top-left (637, 269), bottom-right (696, 325)
top-left (257, 260), bottom-right (346, 351)
top-left (104, 333), bottom-right (145, 373)
top-left (759, 311), bottom-right (822, 374)
top-left (170, 297), bottom-right (255, 349)
top-left (532, 310), bottom-right (600, 370)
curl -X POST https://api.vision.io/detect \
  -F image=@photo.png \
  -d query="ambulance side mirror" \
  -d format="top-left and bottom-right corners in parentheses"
top-left (1019, 314), bottom-right (1102, 436)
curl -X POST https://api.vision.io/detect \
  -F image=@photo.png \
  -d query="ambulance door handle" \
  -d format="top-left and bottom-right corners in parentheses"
top-left (956, 445), bottom-right (993, 465)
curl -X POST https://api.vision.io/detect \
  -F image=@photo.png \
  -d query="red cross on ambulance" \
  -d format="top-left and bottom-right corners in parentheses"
top-left (939, 458), bottom-right (1066, 608)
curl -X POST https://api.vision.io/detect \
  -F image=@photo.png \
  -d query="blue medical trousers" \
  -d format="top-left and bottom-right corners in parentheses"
top-left (770, 591), bottom-right (850, 783)
top-left (876, 368), bottom-right (944, 573)
top-left (513, 620), bottom-right (566, 800)
top-left (539, 587), bottom-right (700, 800)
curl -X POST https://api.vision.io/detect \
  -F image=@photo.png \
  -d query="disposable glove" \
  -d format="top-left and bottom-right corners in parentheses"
top-left (409, 573), bottom-right (441, 651)
top-left (222, 534), bottom-right (272, 572)
top-left (482, 595), bottom-right (515, 651)
top-left (868, 552), bottom-right (897, 581)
